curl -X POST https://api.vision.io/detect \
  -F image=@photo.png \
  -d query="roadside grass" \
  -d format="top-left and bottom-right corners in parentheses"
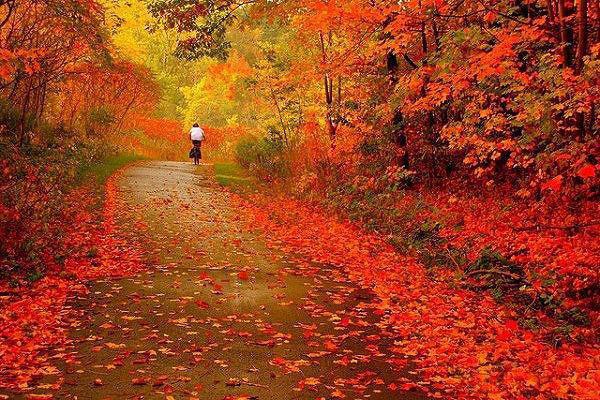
top-left (214, 162), bottom-right (255, 192)
top-left (77, 153), bottom-right (144, 184)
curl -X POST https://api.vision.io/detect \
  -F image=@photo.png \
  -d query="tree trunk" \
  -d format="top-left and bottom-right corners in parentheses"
top-left (431, 17), bottom-right (440, 49)
top-left (558, 0), bottom-right (574, 67)
top-left (393, 110), bottom-right (409, 168)
top-left (319, 31), bottom-right (338, 144)
top-left (270, 88), bottom-right (289, 147)
top-left (18, 79), bottom-right (34, 146)
top-left (547, 0), bottom-right (556, 23)
top-left (420, 23), bottom-right (428, 56)
top-left (386, 52), bottom-right (409, 168)
top-left (403, 53), bottom-right (418, 69)
top-left (596, 0), bottom-right (600, 42)
top-left (575, 0), bottom-right (588, 73)
top-left (573, 0), bottom-right (589, 138)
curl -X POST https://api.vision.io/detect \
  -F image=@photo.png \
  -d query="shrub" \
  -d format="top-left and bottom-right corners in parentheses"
top-left (235, 136), bottom-right (261, 169)
top-left (234, 135), bottom-right (290, 181)
top-left (0, 125), bottom-right (115, 280)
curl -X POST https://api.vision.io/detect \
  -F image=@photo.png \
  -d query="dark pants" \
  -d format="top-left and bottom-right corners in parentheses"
top-left (192, 140), bottom-right (202, 164)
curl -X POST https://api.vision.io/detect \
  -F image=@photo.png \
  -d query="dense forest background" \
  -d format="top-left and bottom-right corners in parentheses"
top-left (0, 0), bottom-right (598, 394)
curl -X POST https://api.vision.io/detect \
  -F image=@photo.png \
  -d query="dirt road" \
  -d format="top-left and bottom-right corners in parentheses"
top-left (13, 162), bottom-right (424, 400)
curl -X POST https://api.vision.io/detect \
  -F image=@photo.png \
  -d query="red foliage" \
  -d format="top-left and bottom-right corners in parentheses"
top-left (53, 61), bottom-right (159, 136)
top-left (0, 277), bottom-right (74, 390)
top-left (123, 116), bottom-right (183, 144)
top-left (415, 185), bottom-right (600, 318)
top-left (0, 169), bottom-right (143, 389)
top-left (113, 120), bottom-right (248, 161)
top-left (62, 171), bottom-right (143, 279)
top-left (118, 116), bottom-right (187, 159)
top-left (233, 192), bottom-right (600, 399)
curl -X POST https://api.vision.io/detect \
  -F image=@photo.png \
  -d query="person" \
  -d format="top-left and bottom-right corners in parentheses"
top-left (189, 123), bottom-right (204, 165)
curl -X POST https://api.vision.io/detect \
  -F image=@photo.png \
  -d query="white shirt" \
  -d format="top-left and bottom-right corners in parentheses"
top-left (190, 127), bottom-right (204, 141)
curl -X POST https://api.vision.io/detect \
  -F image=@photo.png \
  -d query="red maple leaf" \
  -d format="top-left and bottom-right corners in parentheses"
top-left (195, 300), bottom-right (210, 309)
top-left (542, 175), bottom-right (563, 191)
top-left (577, 164), bottom-right (596, 179)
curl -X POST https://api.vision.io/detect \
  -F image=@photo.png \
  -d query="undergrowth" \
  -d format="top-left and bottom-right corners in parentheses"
top-left (1, 133), bottom-right (141, 282)
top-left (316, 179), bottom-right (595, 344)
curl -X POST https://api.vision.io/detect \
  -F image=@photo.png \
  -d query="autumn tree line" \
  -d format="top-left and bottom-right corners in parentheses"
top-left (3, 0), bottom-right (595, 197)
top-left (0, 0), bottom-right (161, 279)
top-left (148, 0), bottom-right (599, 330)
top-left (0, 0), bottom-right (159, 144)
top-left (141, 0), bottom-right (597, 192)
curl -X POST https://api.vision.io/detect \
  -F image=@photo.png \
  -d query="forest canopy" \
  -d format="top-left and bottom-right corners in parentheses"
top-left (139, 0), bottom-right (599, 193)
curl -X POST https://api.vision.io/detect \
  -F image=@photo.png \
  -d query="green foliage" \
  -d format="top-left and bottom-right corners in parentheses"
top-left (412, 221), bottom-right (442, 244)
top-left (0, 99), bottom-right (57, 145)
top-left (26, 269), bottom-right (45, 283)
top-left (235, 136), bottom-right (261, 168)
top-left (77, 152), bottom-right (143, 184)
top-left (466, 247), bottom-right (515, 273)
top-left (106, 0), bottom-right (196, 120)
top-left (234, 135), bottom-right (290, 181)
top-left (558, 307), bottom-right (591, 327)
top-left (464, 247), bottom-right (525, 285)
top-left (87, 106), bottom-right (117, 127)
top-left (148, 0), bottom-right (234, 60)
top-left (179, 68), bottom-right (252, 128)
top-left (214, 162), bottom-right (255, 191)
top-left (86, 247), bottom-right (100, 259)
top-left (357, 138), bottom-right (381, 157)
